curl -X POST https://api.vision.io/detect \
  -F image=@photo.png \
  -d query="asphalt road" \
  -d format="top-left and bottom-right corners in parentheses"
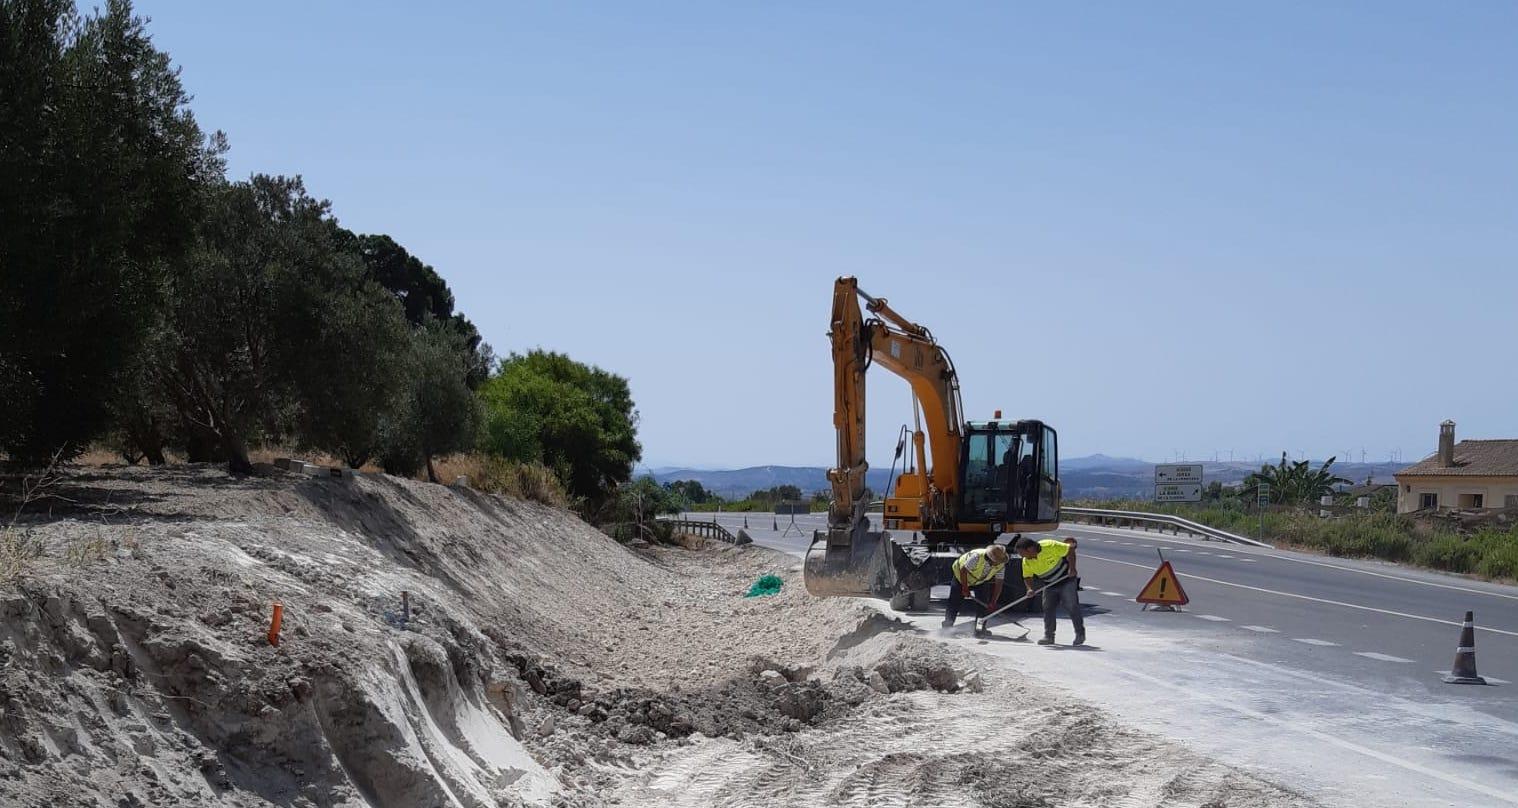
top-left (684, 510), bottom-right (1518, 807)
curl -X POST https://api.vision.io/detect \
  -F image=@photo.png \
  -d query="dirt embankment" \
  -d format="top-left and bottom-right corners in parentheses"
top-left (0, 467), bottom-right (1317, 807)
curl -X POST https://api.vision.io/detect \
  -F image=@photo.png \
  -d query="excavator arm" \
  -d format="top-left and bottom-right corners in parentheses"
top-left (826, 277), bottom-right (963, 535)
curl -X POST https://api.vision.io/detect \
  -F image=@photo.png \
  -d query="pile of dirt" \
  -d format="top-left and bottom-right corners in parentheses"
top-left (0, 466), bottom-right (1321, 807)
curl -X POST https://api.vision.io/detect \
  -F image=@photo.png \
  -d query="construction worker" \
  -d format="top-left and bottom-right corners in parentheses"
top-left (942, 544), bottom-right (1009, 628)
top-left (1013, 535), bottom-right (1084, 646)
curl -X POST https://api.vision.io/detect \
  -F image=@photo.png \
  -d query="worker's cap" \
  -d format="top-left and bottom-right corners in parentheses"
top-left (987, 545), bottom-right (1009, 564)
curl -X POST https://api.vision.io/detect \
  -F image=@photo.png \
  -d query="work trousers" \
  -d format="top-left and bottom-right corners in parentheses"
top-left (944, 581), bottom-right (997, 623)
top-left (1041, 578), bottom-right (1084, 639)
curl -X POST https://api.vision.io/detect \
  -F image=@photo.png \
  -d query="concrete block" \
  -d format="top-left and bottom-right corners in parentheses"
top-left (451, 476), bottom-right (471, 488)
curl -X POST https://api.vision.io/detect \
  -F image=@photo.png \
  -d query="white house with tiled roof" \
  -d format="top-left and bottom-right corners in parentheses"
top-left (1394, 421), bottom-right (1518, 513)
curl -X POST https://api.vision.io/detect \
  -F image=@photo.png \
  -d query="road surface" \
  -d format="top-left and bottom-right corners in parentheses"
top-left (683, 510), bottom-right (1518, 808)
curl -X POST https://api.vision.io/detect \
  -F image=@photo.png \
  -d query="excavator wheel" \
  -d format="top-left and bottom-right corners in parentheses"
top-left (888, 587), bottom-right (932, 613)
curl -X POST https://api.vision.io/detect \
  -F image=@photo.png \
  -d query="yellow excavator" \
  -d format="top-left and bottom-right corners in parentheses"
top-left (804, 276), bottom-right (1061, 609)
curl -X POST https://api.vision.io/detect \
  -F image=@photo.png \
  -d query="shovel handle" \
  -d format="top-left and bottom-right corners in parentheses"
top-left (978, 575), bottom-right (1069, 626)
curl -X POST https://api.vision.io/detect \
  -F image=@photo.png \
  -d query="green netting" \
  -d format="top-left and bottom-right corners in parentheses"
top-left (744, 574), bottom-right (784, 598)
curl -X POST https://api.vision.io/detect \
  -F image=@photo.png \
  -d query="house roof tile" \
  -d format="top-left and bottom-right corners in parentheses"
top-left (1394, 440), bottom-right (1518, 478)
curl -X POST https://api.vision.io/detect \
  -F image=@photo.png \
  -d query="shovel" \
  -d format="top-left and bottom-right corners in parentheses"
top-left (974, 575), bottom-right (1070, 636)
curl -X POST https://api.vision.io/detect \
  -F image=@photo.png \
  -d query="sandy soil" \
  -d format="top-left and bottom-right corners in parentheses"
top-left (0, 466), bottom-right (1321, 807)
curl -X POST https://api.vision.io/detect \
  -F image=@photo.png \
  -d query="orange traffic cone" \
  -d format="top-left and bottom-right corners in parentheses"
top-left (1442, 611), bottom-right (1488, 685)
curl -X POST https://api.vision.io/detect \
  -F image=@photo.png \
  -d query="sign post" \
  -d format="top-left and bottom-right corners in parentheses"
top-left (1257, 481), bottom-right (1271, 539)
top-left (1154, 464), bottom-right (1203, 503)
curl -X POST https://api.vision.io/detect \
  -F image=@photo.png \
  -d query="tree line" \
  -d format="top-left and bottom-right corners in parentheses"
top-left (0, 0), bottom-right (639, 509)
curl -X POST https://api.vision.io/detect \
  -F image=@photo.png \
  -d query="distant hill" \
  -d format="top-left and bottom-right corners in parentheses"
top-left (648, 465), bottom-right (894, 499)
top-left (649, 456), bottom-right (1409, 501)
top-left (1060, 454), bottom-right (1151, 472)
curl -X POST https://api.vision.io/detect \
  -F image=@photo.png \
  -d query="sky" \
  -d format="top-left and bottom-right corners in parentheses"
top-left (134, 1), bottom-right (1518, 469)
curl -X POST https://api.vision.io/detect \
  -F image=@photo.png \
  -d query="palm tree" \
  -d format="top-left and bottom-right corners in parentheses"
top-left (1240, 453), bottom-right (1350, 505)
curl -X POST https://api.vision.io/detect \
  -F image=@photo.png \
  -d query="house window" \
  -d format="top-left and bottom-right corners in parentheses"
top-left (1507, 495), bottom-right (1518, 509)
top-left (1459, 493), bottom-right (1484, 509)
top-left (1420, 493), bottom-right (1438, 509)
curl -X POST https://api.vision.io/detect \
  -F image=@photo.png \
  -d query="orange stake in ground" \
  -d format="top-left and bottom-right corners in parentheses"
top-left (268, 602), bottom-right (284, 646)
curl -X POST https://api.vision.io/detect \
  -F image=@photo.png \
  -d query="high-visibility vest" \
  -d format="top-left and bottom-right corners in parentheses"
top-left (952, 548), bottom-right (1006, 587)
top-left (1021, 539), bottom-right (1071, 582)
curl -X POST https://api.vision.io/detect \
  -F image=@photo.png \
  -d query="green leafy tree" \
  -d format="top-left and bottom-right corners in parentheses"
top-left (340, 232), bottom-right (493, 388)
top-left (156, 175), bottom-right (413, 472)
top-left (155, 177), bottom-right (301, 472)
top-left (273, 225), bottom-right (413, 469)
top-left (747, 484), bottom-right (803, 504)
top-left (478, 351), bottom-right (641, 506)
top-left (666, 479), bottom-right (716, 505)
top-left (0, 0), bottom-right (215, 463)
top-left (605, 475), bottom-right (682, 523)
top-left (283, 281), bottom-right (412, 469)
top-left (1240, 453), bottom-right (1351, 505)
top-left (381, 324), bottom-right (482, 481)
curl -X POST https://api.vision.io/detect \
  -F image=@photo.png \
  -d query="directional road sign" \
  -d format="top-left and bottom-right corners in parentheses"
top-left (1155, 464), bottom-right (1204, 485)
top-left (1155, 483), bottom-right (1203, 503)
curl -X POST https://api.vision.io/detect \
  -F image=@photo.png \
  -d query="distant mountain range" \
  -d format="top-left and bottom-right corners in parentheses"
top-left (647, 456), bottom-right (1409, 500)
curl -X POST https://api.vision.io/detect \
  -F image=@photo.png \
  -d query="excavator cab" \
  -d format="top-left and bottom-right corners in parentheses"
top-left (958, 419), bottom-right (1059, 531)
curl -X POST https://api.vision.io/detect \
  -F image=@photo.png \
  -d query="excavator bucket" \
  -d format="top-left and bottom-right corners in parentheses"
top-left (803, 521), bottom-right (940, 600)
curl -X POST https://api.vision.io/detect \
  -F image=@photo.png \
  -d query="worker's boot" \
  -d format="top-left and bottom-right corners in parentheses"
top-left (1073, 632), bottom-right (1086, 647)
top-left (941, 617), bottom-right (954, 628)
top-left (1037, 636), bottom-right (1055, 646)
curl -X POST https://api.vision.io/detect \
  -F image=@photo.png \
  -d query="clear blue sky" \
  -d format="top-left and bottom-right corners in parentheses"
top-left (136, 1), bottom-right (1517, 469)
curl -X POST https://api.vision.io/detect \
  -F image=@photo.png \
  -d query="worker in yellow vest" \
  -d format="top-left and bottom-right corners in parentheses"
top-left (1013, 535), bottom-right (1083, 646)
top-left (942, 544), bottom-right (1009, 628)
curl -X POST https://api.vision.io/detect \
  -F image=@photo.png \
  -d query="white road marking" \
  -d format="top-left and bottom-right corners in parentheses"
top-left (1066, 524), bottom-right (1518, 602)
top-left (1101, 539), bottom-right (1118, 543)
top-left (1100, 591), bottom-right (1126, 597)
top-left (1355, 652), bottom-right (1413, 663)
top-left (1195, 614), bottom-right (1232, 622)
top-left (1171, 547), bottom-right (1191, 552)
top-left (1197, 552), bottom-right (1214, 556)
top-left (1240, 625), bottom-right (1279, 633)
top-left (1218, 653), bottom-right (1518, 739)
top-left (1080, 552), bottom-right (1518, 638)
top-left (1216, 554), bottom-right (1235, 559)
top-left (1103, 664), bottom-right (1518, 804)
top-left (1294, 638), bottom-right (1340, 647)
top-left (1238, 559), bottom-right (1257, 563)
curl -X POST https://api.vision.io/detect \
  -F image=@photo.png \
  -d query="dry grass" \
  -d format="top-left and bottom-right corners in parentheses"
top-left (72, 443), bottom-right (385, 473)
top-left (0, 527), bottom-right (44, 583)
top-left (432, 454), bottom-right (570, 508)
top-left (62, 530), bottom-right (109, 567)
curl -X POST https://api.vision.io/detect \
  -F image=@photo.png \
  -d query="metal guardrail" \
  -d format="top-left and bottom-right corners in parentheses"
top-left (1062, 506), bottom-right (1273, 548)
top-left (654, 518), bottom-right (746, 544)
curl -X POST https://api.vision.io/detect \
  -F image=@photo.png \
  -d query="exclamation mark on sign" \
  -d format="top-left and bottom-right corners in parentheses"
top-left (1159, 578), bottom-right (1167, 597)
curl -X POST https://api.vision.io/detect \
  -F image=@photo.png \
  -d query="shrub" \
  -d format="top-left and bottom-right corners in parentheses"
top-left (438, 454), bottom-right (569, 508)
top-left (1411, 534), bottom-right (1482, 574)
top-left (1476, 541), bottom-right (1518, 581)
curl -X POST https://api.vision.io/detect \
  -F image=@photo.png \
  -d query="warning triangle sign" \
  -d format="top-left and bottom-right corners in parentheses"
top-left (1135, 561), bottom-right (1189, 606)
